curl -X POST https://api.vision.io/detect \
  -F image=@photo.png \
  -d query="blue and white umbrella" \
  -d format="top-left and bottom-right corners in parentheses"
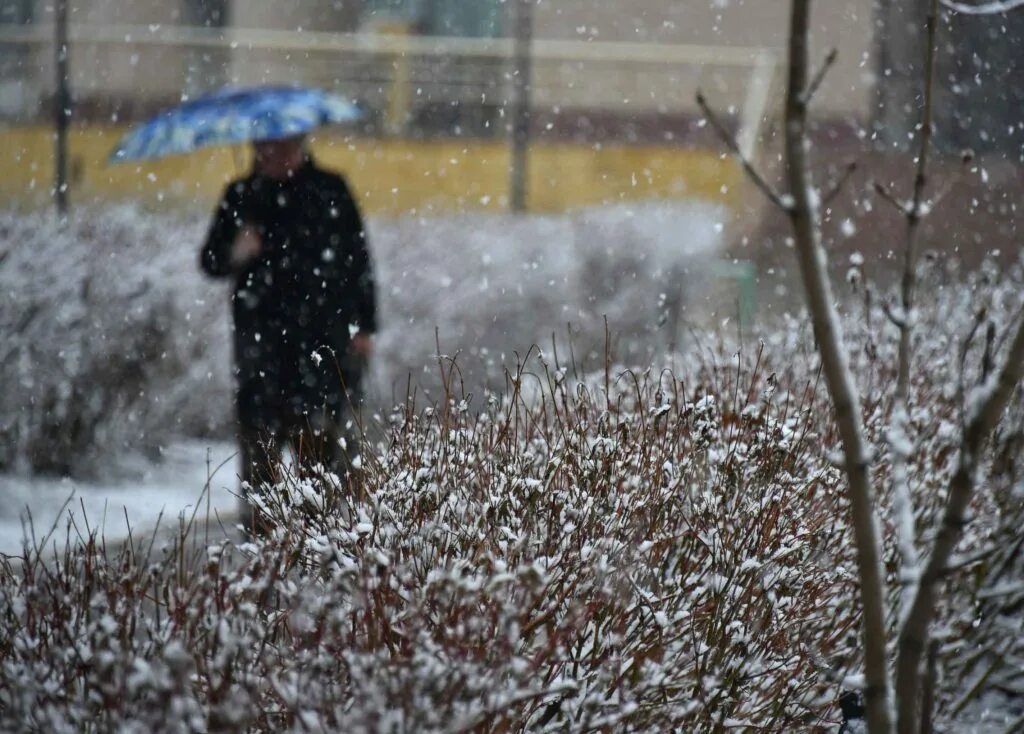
top-left (109, 85), bottom-right (364, 163)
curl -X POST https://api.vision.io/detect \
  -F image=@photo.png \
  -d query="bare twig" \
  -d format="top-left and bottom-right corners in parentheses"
top-left (888, 0), bottom-right (940, 661)
top-left (872, 181), bottom-right (910, 216)
top-left (1001, 710), bottom-right (1024, 734)
top-left (880, 299), bottom-right (907, 330)
top-left (920, 149), bottom-right (979, 213)
top-left (822, 160), bottom-right (858, 207)
top-left (803, 48), bottom-right (838, 105)
top-left (782, 2), bottom-right (892, 731)
top-left (695, 90), bottom-right (790, 210)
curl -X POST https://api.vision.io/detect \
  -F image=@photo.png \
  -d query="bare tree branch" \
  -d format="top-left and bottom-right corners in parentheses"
top-left (896, 0), bottom-right (941, 398)
top-left (889, 7), bottom-right (942, 730)
top-left (880, 299), bottom-right (908, 330)
top-left (957, 307), bottom-right (988, 428)
top-left (982, 321), bottom-right (997, 380)
top-left (803, 48), bottom-right (838, 105)
top-left (889, 0), bottom-right (940, 644)
top-left (695, 90), bottom-right (790, 211)
top-left (782, 2), bottom-right (893, 731)
top-left (941, 0), bottom-right (1024, 14)
top-left (872, 181), bottom-right (911, 215)
top-left (822, 160), bottom-right (858, 207)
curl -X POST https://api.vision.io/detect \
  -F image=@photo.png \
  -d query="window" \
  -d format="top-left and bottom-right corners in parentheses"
top-left (0, 0), bottom-right (33, 25)
top-left (363, 0), bottom-right (504, 38)
top-left (0, 0), bottom-right (35, 118)
top-left (183, 0), bottom-right (227, 29)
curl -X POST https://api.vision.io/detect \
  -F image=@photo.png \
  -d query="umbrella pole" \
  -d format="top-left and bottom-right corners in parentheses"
top-left (231, 145), bottom-right (247, 177)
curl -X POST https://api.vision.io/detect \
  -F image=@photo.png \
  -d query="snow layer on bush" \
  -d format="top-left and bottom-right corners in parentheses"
top-left (0, 205), bottom-right (232, 474)
top-left (0, 201), bottom-right (726, 475)
top-left (0, 243), bottom-right (1022, 731)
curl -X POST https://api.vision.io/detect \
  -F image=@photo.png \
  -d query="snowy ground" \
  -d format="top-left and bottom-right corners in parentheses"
top-left (0, 440), bottom-right (239, 555)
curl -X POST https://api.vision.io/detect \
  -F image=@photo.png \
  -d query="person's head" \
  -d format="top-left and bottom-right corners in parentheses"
top-left (253, 135), bottom-right (308, 180)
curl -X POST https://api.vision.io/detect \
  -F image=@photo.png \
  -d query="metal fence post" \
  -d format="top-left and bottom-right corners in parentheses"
top-left (508, 0), bottom-right (532, 213)
top-left (54, 0), bottom-right (70, 214)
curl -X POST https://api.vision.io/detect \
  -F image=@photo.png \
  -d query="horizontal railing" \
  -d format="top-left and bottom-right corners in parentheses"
top-left (0, 23), bottom-right (782, 161)
top-left (0, 23), bottom-right (780, 66)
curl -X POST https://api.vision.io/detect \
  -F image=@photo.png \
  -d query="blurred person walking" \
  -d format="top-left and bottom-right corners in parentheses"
top-left (199, 135), bottom-right (376, 536)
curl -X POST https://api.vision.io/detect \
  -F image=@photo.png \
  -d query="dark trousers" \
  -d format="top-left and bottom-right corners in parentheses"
top-left (236, 364), bottom-right (364, 538)
top-left (238, 416), bottom-right (354, 537)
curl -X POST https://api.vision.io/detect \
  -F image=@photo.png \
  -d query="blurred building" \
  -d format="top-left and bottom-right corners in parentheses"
top-left (3, 0), bottom-right (1020, 217)
top-left (0, 0), bottom-right (873, 139)
top-left (3, 1), bottom-right (1021, 153)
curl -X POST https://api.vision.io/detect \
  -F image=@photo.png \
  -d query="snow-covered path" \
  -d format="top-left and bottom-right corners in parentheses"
top-left (0, 441), bottom-right (239, 555)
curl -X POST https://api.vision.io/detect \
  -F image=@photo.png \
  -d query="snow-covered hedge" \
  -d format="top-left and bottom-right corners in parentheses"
top-left (2, 205), bottom-right (1022, 730)
top-left (2, 247), bottom-right (1022, 730)
top-left (1, 350), bottom-right (856, 731)
top-left (0, 202), bottom-right (724, 474)
top-left (0, 206), bottom-right (231, 474)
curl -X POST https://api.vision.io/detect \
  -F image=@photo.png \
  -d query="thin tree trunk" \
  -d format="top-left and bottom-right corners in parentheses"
top-left (783, 2), bottom-right (893, 731)
top-left (896, 0), bottom-right (938, 403)
top-left (890, 0), bottom-right (940, 626)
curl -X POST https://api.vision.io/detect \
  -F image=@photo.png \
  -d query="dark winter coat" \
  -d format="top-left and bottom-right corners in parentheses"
top-left (200, 160), bottom-right (376, 431)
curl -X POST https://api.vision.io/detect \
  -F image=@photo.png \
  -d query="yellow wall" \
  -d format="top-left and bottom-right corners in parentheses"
top-left (0, 126), bottom-right (740, 215)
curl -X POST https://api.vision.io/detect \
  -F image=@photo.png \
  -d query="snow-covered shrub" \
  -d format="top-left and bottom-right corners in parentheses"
top-left (830, 252), bottom-right (1024, 731)
top-left (2, 203), bottom-right (1021, 730)
top-left (0, 207), bottom-right (232, 474)
top-left (0, 201), bottom-right (725, 475)
top-left (2, 245), bottom-right (1020, 730)
top-left (1, 347), bottom-right (859, 731)
top-left (367, 200), bottom-right (728, 399)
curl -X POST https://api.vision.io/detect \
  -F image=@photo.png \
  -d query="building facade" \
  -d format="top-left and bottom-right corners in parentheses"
top-left (0, 0), bottom-right (875, 133)
top-left (3, 1), bottom-right (1017, 156)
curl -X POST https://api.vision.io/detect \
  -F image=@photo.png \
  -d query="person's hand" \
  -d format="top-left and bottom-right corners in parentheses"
top-left (351, 332), bottom-right (373, 358)
top-left (230, 225), bottom-right (262, 269)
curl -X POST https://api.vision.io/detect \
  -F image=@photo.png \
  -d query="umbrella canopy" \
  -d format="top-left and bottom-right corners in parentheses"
top-left (109, 85), bottom-right (363, 164)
